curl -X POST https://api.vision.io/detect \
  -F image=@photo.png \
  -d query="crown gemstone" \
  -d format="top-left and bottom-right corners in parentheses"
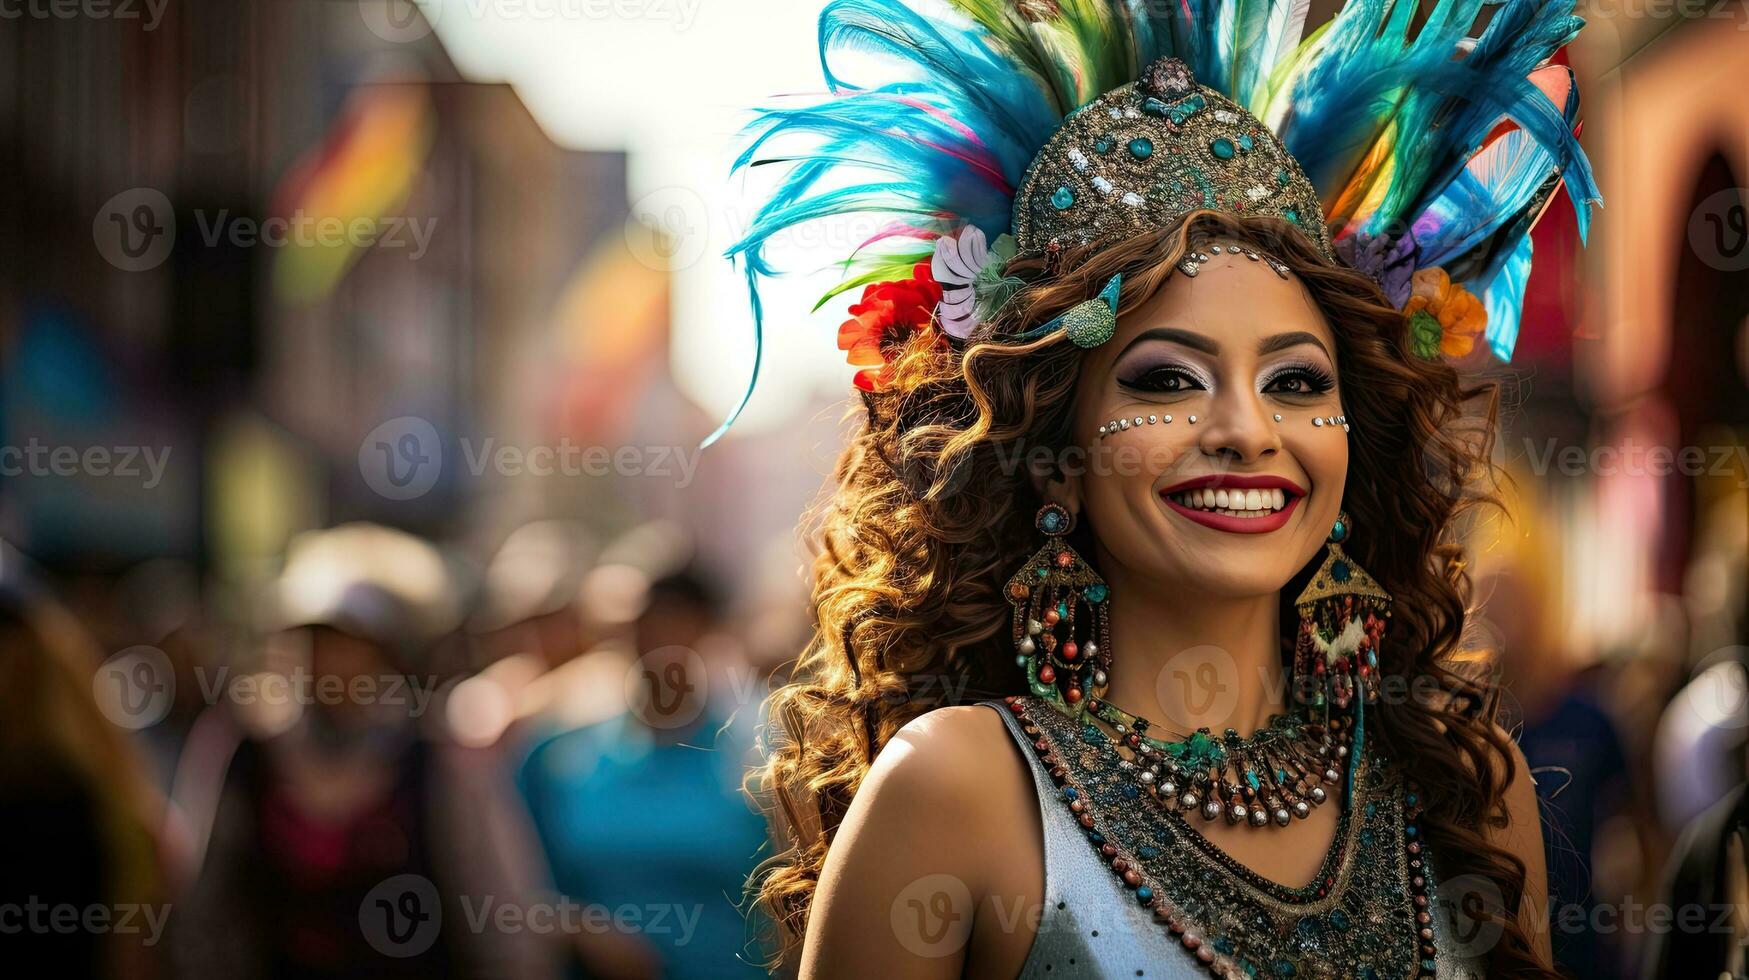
top-left (1128, 138), bottom-right (1154, 160)
top-left (1093, 135), bottom-right (1114, 154)
top-left (1211, 137), bottom-right (1236, 160)
top-left (1051, 186), bottom-right (1076, 210)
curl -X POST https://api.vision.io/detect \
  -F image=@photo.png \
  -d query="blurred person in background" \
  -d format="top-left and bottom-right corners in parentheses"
top-left (0, 540), bottom-right (166, 979)
top-left (169, 524), bottom-right (556, 980)
top-left (1482, 479), bottom-right (1636, 978)
top-left (1642, 488), bottom-right (1749, 978)
top-left (517, 559), bottom-right (768, 979)
top-left (456, 519), bottom-right (624, 754)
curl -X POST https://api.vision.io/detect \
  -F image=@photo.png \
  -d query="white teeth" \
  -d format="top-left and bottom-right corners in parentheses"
top-left (1168, 486), bottom-right (1293, 518)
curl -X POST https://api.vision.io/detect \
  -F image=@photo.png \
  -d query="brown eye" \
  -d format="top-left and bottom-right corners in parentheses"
top-left (1262, 366), bottom-right (1335, 396)
top-left (1120, 366), bottom-right (1205, 394)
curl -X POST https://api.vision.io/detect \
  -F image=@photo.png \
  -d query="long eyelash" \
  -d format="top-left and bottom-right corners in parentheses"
top-left (1259, 361), bottom-right (1335, 394)
top-left (1118, 361), bottom-right (1212, 391)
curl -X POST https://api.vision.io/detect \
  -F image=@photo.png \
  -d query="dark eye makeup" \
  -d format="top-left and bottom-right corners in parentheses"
top-left (1258, 360), bottom-right (1337, 396)
top-left (1115, 357), bottom-right (1336, 397)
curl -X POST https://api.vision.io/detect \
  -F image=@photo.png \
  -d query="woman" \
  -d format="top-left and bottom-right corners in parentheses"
top-left (725, 1), bottom-right (1599, 977)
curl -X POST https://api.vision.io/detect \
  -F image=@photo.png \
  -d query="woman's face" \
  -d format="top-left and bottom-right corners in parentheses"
top-left (1060, 247), bottom-right (1347, 601)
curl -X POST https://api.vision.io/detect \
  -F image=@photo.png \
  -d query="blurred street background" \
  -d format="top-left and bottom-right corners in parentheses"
top-left (0, 1), bottom-right (1745, 978)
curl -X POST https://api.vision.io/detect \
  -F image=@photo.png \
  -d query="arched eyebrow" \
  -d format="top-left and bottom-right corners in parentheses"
top-left (1116, 327), bottom-right (1331, 361)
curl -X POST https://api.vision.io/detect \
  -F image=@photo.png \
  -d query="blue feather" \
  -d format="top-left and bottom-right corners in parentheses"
top-left (1479, 232), bottom-right (1533, 361)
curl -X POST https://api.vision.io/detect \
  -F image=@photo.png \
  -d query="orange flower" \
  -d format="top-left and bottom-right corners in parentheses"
top-left (837, 263), bottom-right (943, 392)
top-left (1402, 267), bottom-right (1487, 359)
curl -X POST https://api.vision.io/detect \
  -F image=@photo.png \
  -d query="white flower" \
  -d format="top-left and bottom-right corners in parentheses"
top-left (932, 225), bottom-right (990, 339)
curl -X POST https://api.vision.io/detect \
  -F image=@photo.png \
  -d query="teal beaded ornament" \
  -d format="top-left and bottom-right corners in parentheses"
top-left (1293, 510), bottom-right (1392, 721)
top-left (1005, 503), bottom-right (1113, 716)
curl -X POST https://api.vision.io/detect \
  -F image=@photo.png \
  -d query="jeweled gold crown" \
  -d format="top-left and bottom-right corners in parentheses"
top-left (1013, 57), bottom-right (1334, 262)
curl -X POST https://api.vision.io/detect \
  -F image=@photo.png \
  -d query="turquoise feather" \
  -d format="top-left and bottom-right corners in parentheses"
top-left (706, 0), bottom-right (1600, 448)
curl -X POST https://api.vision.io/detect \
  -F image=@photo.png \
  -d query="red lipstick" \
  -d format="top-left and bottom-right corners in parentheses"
top-left (1157, 474), bottom-right (1306, 534)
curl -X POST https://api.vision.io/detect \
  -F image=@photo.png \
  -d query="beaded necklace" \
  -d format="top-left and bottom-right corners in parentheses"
top-left (1085, 695), bottom-right (1351, 829)
top-left (1003, 694), bottom-right (1443, 979)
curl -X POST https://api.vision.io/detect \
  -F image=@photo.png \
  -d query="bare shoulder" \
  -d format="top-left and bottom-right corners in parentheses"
top-left (852, 704), bottom-right (1035, 848)
top-left (798, 703), bottom-right (1040, 979)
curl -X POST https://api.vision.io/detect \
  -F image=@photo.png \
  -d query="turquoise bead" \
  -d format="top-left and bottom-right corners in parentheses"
top-left (1135, 886), bottom-right (1153, 903)
top-left (1211, 137), bottom-right (1236, 159)
top-left (1330, 518), bottom-right (1347, 541)
top-left (1239, 133), bottom-right (1254, 152)
top-left (1331, 560), bottom-right (1351, 583)
top-left (1051, 185), bottom-right (1075, 210)
top-left (1092, 135), bottom-right (1114, 154)
top-left (1128, 137), bottom-right (1153, 160)
top-left (1084, 583), bottom-right (1108, 603)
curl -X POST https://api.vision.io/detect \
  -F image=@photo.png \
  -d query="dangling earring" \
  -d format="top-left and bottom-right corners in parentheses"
top-left (1293, 510), bottom-right (1391, 722)
top-left (1006, 502), bottom-right (1112, 716)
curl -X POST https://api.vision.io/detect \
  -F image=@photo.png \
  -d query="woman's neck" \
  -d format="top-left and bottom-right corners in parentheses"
top-left (1093, 560), bottom-right (1288, 739)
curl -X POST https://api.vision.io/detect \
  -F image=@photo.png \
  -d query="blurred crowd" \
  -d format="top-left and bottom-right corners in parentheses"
top-left (1, 518), bottom-right (791, 979)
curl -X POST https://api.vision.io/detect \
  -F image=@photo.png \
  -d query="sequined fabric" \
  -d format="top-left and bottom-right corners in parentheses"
top-left (986, 698), bottom-right (1483, 979)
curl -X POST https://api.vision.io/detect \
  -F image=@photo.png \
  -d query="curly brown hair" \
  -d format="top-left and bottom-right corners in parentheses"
top-left (746, 210), bottom-right (1551, 977)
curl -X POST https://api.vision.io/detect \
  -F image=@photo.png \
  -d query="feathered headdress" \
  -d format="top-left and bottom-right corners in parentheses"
top-left (706, 0), bottom-right (1599, 446)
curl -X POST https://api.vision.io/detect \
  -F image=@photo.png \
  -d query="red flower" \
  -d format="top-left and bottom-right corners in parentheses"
top-left (837, 262), bottom-right (943, 392)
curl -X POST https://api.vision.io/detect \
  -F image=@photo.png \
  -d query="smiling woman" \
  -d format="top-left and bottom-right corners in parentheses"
top-left (752, 210), bottom-right (1553, 979)
top-left (729, 1), bottom-right (1595, 977)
